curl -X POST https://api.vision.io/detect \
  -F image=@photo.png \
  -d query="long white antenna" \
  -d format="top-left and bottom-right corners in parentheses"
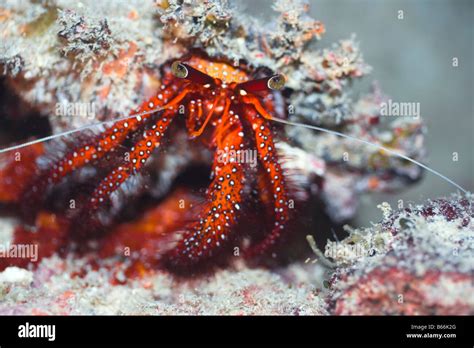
top-left (270, 117), bottom-right (467, 194)
top-left (0, 107), bottom-right (166, 154)
top-left (0, 106), bottom-right (467, 194)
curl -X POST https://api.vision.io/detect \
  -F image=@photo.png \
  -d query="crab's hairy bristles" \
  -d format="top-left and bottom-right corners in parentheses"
top-left (274, 142), bottom-right (311, 202)
top-left (163, 108), bottom-right (247, 269)
top-left (68, 108), bottom-right (178, 238)
top-left (243, 107), bottom-right (293, 257)
top-left (16, 112), bottom-right (156, 221)
top-left (86, 108), bottom-right (176, 212)
top-left (15, 81), bottom-right (189, 221)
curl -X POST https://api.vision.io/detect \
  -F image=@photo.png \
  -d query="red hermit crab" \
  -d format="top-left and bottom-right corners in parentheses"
top-left (14, 52), bottom-right (297, 270)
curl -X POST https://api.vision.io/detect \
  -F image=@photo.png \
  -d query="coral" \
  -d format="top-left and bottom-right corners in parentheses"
top-left (57, 9), bottom-right (116, 76)
top-left (327, 194), bottom-right (474, 315)
top-left (0, 194), bottom-right (470, 315)
top-left (288, 84), bottom-right (425, 222)
top-left (0, 0), bottom-right (165, 127)
top-left (0, 256), bottom-right (328, 315)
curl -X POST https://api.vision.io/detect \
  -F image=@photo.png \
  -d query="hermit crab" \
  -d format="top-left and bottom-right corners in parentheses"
top-left (3, 52), bottom-right (303, 271)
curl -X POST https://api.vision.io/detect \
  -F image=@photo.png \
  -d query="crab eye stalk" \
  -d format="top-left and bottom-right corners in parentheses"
top-left (171, 61), bottom-right (215, 86)
top-left (267, 74), bottom-right (286, 91)
top-left (237, 74), bottom-right (286, 93)
top-left (171, 61), bottom-right (188, 78)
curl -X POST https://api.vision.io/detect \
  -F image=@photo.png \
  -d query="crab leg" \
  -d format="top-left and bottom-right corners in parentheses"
top-left (86, 107), bottom-right (177, 211)
top-left (243, 108), bottom-right (292, 258)
top-left (163, 110), bottom-right (246, 269)
top-left (20, 84), bottom-right (187, 215)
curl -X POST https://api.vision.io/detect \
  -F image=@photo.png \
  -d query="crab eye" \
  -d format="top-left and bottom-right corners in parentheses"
top-left (236, 73), bottom-right (286, 93)
top-left (267, 74), bottom-right (286, 91)
top-left (171, 61), bottom-right (188, 79)
top-left (171, 61), bottom-right (215, 86)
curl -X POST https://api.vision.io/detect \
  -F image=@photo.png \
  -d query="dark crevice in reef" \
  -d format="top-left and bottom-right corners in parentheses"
top-left (0, 78), bottom-right (52, 146)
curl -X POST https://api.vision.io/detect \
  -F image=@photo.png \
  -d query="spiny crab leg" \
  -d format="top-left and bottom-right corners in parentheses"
top-left (20, 83), bottom-right (187, 212)
top-left (163, 110), bottom-right (246, 269)
top-left (243, 108), bottom-right (292, 258)
top-left (87, 107), bottom-right (177, 211)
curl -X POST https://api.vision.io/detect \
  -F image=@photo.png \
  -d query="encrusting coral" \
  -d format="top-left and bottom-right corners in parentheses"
top-left (327, 194), bottom-right (473, 315)
top-left (0, 194), bottom-right (471, 315)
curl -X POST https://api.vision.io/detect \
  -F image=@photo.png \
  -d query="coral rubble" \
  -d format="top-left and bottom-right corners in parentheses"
top-left (327, 194), bottom-right (474, 315)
